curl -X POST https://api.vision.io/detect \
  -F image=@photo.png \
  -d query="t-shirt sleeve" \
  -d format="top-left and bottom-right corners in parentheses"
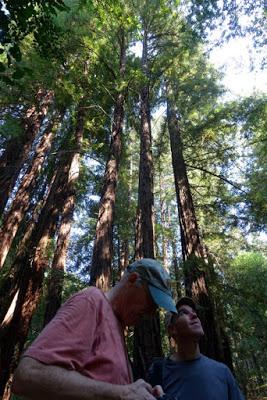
top-left (226, 367), bottom-right (245, 400)
top-left (24, 290), bottom-right (97, 372)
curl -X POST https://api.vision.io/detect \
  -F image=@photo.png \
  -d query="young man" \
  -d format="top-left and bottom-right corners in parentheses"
top-left (148, 297), bottom-right (245, 400)
top-left (12, 258), bottom-right (177, 400)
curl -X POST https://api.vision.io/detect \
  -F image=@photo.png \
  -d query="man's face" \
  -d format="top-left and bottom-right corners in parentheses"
top-left (170, 304), bottom-right (204, 340)
top-left (122, 279), bottom-right (157, 326)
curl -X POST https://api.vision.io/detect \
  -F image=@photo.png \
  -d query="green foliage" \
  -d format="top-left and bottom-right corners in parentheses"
top-left (228, 252), bottom-right (267, 311)
top-left (182, 255), bottom-right (208, 275)
top-left (0, 114), bottom-right (23, 138)
top-left (0, 0), bottom-right (266, 394)
top-left (222, 252), bottom-right (267, 395)
top-left (0, 0), bottom-right (69, 84)
top-left (243, 97), bottom-right (267, 229)
top-left (184, 0), bottom-right (266, 56)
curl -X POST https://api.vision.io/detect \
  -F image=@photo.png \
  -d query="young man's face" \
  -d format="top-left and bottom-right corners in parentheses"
top-left (170, 304), bottom-right (204, 340)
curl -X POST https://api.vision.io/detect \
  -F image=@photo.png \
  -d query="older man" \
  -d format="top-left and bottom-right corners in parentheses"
top-left (148, 297), bottom-right (244, 400)
top-left (12, 258), bottom-right (177, 400)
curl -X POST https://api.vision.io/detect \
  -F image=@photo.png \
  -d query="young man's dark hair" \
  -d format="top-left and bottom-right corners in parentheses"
top-left (148, 297), bottom-right (245, 400)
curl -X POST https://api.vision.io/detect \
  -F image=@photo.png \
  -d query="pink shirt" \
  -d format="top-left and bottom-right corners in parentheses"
top-left (25, 287), bottom-right (132, 385)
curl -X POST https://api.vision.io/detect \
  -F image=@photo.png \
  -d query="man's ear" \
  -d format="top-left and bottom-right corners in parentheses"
top-left (168, 324), bottom-right (176, 340)
top-left (127, 271), bottom-right (139, 284)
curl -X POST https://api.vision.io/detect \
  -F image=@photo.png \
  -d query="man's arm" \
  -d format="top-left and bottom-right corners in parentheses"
top-left (12, 356), bottom-right (158, 400)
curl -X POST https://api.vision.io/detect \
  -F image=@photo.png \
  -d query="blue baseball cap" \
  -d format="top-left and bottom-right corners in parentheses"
top-left (127, 258), bottom-right (177, 313)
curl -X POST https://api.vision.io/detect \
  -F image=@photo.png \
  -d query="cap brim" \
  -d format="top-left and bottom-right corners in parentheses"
top-left (149, 285), bottom-right (177, 313)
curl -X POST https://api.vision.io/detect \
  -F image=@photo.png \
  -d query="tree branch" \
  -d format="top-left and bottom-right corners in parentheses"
top-left (186, 163), bottom-right (248, 194)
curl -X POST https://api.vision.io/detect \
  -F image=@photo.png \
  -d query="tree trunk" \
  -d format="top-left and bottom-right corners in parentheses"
top-left (168, 208), bottom-right (182, 300)
top-left (135, 31), bottom-right (155, 260)
top-left (171, 238), bottom-right (182, 299)
top-left (90, 29), bottom-right (126, 292)
top-left (159, 171), bottom-right (168, 269)
top-left (0, 90), bottom-right (54, 216)
top-left (167, 101), bottom-right (204, 259)
top-left (133, 26), bottom-right (162, 380)
top-left (116, 156), bottom-right (131, 281)
top-left (166, 84), bottom-right (232, 366)
top-left (119, 239), bottom-right (129, 274)
top-left (0, 179), bottom-right (50, 324)
top-left (0, 112), bottom-right (61, 269)
top-left (0, 145), bottom-right (69, 396)
top-left (43, 105), bottom-right (85, 326)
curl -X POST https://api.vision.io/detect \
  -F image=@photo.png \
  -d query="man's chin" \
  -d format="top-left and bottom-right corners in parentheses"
top-left (194, 329), bottom-right (204, 338)
top-left (189, 326), bottom-right (204, 338)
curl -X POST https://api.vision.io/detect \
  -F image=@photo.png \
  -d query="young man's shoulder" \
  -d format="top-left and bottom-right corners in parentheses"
top-left (200, 355), bottom-right (231, 372)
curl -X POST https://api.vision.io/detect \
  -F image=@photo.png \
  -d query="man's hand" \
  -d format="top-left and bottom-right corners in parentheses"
top-left (12, 357), bottom-right (164, 400)
top-left (152, 385), bottom-right (164, 398)
top-left (122, 379), bottom-right (163, 399)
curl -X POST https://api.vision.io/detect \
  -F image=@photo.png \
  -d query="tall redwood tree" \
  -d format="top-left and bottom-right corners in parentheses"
top-left (0, 136), bottom-right (72, 397)
top-left (166, 83), bottom-right (233, 367)
top-left (0, 111), bottom-right (61, 269)
top-left (90, 28), bottom-right (127, 292)
top-left (0, 90), bottom-right (54, 216)
top-left (133, 20), bottom-right (163, 380)
top-left (43, 104), bottom-right (85, 325)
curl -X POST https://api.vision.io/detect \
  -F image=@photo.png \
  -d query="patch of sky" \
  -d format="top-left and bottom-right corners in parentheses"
top-left (209, 36), bottom-right (267, 100)
top-left (0, 1), bottom-right (8, 14)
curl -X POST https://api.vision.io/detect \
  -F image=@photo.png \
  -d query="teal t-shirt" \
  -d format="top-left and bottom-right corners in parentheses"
top-left (147, 355), bottom-right (244, 400)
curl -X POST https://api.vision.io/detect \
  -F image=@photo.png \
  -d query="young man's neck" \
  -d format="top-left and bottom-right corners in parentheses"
top-left (171, 339), bottom-right (201, 362)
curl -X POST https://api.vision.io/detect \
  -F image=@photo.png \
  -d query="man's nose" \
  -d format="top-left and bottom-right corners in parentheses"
top-left (190, 311), bottom-right (198, 319)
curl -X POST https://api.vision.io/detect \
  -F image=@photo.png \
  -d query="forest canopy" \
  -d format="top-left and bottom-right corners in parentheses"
top-left (0, 0), bottom-right (266, 399)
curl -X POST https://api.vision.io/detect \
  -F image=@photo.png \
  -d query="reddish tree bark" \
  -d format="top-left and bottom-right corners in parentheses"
top-left (0, 112), bottom-right (62, 269)
top-left (0, 90), bottom-right (54, 216)
top-left (168, 208), bottom-right (182, 299)
top-left (0, 180), bottom-right (50, 324)
top-left (133, 25), bottom-right (162, 380)
top-left (90, 29), bottom-right (127, 292)
top-left (134, 28), bottom-right (154, 259)
top-left (0, 145), bottom-right (69, 396)
top-left (167, 96), bottom-right (203, 259)
top-left (158, 170), bottom-right (168, 269)
top-left (119, 239), bottom-right (129, 273)
top-left (43, 105), bottom-right (85, 326)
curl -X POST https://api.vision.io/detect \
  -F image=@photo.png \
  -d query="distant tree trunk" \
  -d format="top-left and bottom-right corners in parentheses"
top-left (116, 156), bottom-right (131, 280)
top-left (0, 145), bottom-right (69, 397)
top-left (0, 90), bottom-right (54, 216)
top-left (0, 112), bottom-right (61, 269)
top-left (116, 237), bottom-right (129, 281)
top-left (166, 84), bottom-right (232, 366)
top-left (90, 29), bottom-right (126, 292)
top-left (133, 26), bottom-right (162, 380)
top-left (168, 209), bottom-right (182, 299)
top-left (167, 103), bottom-right (204, 259)
top-left (159, 171), bottom-right (168, 269)
top-left (171, 238), bottom-right (182, 299)
top-left (43, 105), bottom-right (85, 326)
top-left (0, 180), bottom-right (50, 324)
top-left (120, 239), bottom-right (129, 271)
